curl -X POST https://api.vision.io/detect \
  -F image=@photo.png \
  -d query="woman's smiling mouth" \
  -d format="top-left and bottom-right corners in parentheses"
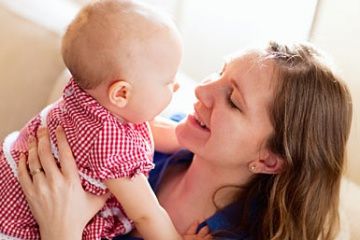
top-left (193, 111), bottom-right (210, 130)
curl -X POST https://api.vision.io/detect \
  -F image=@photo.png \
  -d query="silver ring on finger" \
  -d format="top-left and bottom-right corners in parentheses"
top-left (30, 167), bottom-right (44, 176)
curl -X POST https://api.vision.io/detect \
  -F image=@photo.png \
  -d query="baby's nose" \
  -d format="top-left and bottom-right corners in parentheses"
top-left (172, 82), bottom-right (180, 92)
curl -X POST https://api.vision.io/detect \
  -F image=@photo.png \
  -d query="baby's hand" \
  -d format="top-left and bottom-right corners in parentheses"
top-left (182, 221), bottom-right (213, 240)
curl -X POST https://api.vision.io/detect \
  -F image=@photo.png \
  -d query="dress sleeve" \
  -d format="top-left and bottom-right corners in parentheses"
top-left (88, 121), bottom-right (154, 181)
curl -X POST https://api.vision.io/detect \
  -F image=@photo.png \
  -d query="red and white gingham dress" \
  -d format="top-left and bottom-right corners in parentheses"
top-left (0, 79), bottom-right (155, 240)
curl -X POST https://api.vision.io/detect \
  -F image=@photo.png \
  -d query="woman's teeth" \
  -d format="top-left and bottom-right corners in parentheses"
top-left (194, 114), bottom-right (207, 128)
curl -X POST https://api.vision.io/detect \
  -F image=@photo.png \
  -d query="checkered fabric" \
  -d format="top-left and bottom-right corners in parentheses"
top-left (0, 79), bottom-right (155, 240)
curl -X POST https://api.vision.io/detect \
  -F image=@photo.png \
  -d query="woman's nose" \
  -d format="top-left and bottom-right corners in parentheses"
top-left (195, 76), bottom-right (216, 108)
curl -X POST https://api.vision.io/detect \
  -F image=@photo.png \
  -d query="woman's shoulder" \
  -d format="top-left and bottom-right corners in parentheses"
top-left (148, 149), bottom-right (193, 192)
top-left (112, 235), bottom-right (142, 240)
top-left (202, 203), bottom-right (254, 240)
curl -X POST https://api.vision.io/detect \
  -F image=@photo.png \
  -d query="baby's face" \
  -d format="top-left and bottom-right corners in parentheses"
top-left (122, 29), bottom-right (183, 123)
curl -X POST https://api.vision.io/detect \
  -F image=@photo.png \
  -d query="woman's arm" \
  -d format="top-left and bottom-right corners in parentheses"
top-left (17, 127), bottom-right (108, 240)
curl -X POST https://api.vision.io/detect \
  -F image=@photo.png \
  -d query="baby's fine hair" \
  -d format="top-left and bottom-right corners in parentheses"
top-left (61, 0), bottom-right (173, 89)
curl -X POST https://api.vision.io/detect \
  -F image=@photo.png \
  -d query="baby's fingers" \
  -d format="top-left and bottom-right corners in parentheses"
top-left (199, 227), bottom-right (213, 240)
top-left (197, 226), bottom-right (210, 237)
top-left (185, 220), bottom-right (199, 235)
top-left (184, 222), bottom-right (213, 240)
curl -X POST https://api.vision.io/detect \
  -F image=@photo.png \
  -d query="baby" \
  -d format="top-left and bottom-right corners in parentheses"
top-left (0, 0), bottom-right (188, 239)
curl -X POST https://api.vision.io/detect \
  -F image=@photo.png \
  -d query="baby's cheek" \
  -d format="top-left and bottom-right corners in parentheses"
top-left (162, 89), bottom-right (173, 106)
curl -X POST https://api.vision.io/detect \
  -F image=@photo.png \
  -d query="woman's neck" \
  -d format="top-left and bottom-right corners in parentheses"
top-left (159, 154), bottom-right (252, 233)
top-left (179, 154), bottom-right (251, 208)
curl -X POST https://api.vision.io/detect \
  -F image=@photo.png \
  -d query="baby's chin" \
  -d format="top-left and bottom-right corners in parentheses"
top-left (122, 115), bottom-right (155, 124)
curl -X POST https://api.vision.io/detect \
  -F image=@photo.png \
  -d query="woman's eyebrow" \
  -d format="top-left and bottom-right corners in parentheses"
top-left (230, 78), bottom-right (248, 110)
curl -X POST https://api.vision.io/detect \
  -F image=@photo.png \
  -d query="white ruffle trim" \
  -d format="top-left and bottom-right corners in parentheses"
top-left (100, 207), bottom-right (132, 234)
top-left (3, 131), bottom-right (19, 178)
top-left (0, 232), bottom-right (22, 240)
top-left (79, 171), bottom-right (107, 190)
top-left (39, 103), bottom-right (54, 127)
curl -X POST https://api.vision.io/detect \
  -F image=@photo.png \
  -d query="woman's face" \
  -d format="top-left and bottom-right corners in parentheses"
top-left (176, 52), bottom-right (277, 168)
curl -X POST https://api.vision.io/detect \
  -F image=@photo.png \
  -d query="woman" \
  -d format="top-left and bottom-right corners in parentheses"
top-left (18, 41), bottom-right (352, 240)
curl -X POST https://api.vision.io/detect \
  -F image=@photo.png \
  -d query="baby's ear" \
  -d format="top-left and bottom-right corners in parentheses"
top-left (108, 80), bottom-right (132, 108)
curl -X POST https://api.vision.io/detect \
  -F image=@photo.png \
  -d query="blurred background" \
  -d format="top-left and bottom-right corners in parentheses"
top-left (0, 0), bottom-right (359, 183)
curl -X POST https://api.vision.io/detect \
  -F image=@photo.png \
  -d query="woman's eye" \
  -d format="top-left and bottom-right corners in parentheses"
top-left (228, 94), bottom-right (241, 111)
top-left (219, 63), bottom-right (227, 76)
top-left (229, 98), bottom-right (237, 108)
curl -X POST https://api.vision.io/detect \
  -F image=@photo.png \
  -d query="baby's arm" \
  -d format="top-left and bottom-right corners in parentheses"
top-left (149, 116), bottom-right (182, 153)
top-left (105, 174), bottom-right (181, 240)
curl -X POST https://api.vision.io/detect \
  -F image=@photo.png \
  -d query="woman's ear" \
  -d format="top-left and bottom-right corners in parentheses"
top-left (248, 150), bottom-right (285, 175)
top-left (108, 80), bottom-right (132, 108)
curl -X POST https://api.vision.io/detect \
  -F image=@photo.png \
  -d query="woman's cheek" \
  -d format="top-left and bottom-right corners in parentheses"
top-left (175, 121), bottom-right (197, 150)
top-left (175, 122), bottom-right (187, 146)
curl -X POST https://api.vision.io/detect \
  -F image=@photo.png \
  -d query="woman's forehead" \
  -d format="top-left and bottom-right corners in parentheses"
top-left (224, 52), bottom-right (278, 94)
top-left (225, 52), bottom-right (273, 75)
top-left (225, 48), bottom-right (261, 62)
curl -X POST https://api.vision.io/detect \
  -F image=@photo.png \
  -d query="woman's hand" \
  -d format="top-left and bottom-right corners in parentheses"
top-left (17, 126), bottom-right (108, 240)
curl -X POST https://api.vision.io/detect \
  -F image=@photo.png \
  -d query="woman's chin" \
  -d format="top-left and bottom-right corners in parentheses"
top-left (175, 114), bottom-right (210, 150)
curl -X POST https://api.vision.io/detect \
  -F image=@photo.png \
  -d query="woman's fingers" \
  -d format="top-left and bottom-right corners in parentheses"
top-left (36, 127), bottom-right (61, 180)
top-left (27, 135), bottom-right (46, 183)
top-left (55, 126), bottom-right (79, 179)
top-left (28, 136), bottom-right (41, 171)
top-left (17, 126), bottom-right (105, 237)
top-left (18, 154), bottom-right (33, 197)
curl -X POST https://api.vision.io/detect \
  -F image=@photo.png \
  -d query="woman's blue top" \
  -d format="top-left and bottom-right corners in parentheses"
top-left (113, 149), bottom-right (251, 240)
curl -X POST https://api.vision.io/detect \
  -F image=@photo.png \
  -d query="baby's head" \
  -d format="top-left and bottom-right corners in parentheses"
top-left (62, 0), bottom-right (183, 123)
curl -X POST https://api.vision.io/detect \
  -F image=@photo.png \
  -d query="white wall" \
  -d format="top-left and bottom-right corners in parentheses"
top-left (0, 4), bottom-right (65, 138)
top-left (0, 0), bottom-right (79, 34)
top-left (177, 0), bottom-right (318, 81)
top-left (310, 0), bottom-right (360, 184)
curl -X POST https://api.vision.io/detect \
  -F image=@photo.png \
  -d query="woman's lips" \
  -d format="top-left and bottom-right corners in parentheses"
top-left (189, 113), bottom-right (210, 132)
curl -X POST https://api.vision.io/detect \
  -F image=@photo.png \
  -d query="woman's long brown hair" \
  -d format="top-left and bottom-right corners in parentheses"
top-left (216, 42), bottom-right (353, 240)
